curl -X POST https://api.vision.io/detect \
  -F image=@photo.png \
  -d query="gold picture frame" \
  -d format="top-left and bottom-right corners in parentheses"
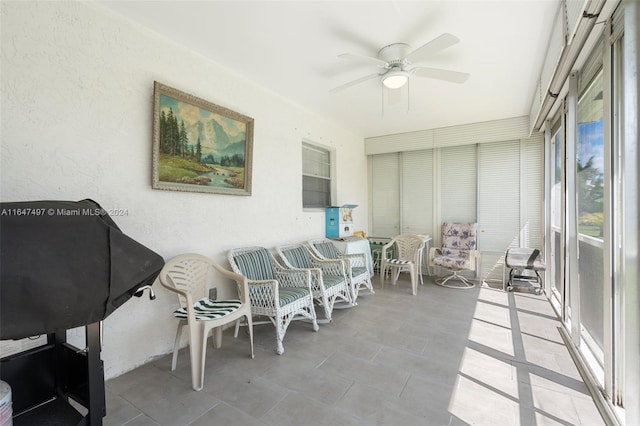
top-left (152, 81), bottom-right (253, 195)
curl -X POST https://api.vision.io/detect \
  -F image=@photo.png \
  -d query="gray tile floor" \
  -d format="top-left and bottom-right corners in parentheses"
top-left (104, 275), bottom-right (605, 426)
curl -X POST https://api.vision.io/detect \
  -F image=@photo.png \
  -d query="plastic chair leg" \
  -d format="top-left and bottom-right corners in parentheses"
top-left (171, 322), bottom-right (184, 371)
top-left (234, 318), bottom-right (241, 338)
top-left (189, 327), bottom-right (207, 391)
top-left (410, 266), bottom-right (417, 295)
top-left (214, 327), bottom-right (223, 349)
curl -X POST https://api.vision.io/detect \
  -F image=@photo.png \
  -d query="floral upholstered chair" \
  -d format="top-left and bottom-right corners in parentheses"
top-left (429, 222), bottom-right (480, 289)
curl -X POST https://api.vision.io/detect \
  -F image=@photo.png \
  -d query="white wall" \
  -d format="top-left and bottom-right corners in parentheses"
top-left (0, 1), bottom-right (368, 379)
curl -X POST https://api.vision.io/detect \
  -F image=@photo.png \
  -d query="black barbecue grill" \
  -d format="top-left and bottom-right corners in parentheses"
top-left (0, 199), bottom-right (164, 425)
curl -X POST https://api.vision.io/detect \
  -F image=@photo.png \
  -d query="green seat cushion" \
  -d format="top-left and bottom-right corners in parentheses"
top-left (351, 266), bottom-right (368, 277)
top-left (322, 275), bottom-right (344, 289)
top-left (279, 287), bottom-right (310, 307)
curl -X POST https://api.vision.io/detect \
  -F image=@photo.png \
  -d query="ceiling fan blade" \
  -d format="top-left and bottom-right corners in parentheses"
top-left (329, 73), bottom-right (380, 93)
top-left (413, 67), bottom-right (470, 84)
top-left (338, 52), bottom-right (389, 68)
top-left (404, 33), bottom-right (460, 63)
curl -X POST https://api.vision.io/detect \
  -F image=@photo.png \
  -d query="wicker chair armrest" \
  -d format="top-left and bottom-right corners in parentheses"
top-left (310, 257), bottom-right (346, 277)
top-left (275, 268), bottom-right (313, 290)
top-left (280, 266), bottom-right (323, 292)
top-left (246, 279), bottom-right (279, 309)
top-left (340, 252), bottom-right (366, 268)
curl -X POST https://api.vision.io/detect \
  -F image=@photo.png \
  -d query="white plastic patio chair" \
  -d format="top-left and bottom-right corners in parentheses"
top-left (380, 234), bottom-right (426, 295)
top-left (158, 253), bottom-right (254, 391)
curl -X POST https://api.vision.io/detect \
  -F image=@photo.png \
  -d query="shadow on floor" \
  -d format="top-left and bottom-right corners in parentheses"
top-left (104, 274), bottom-right (604, 426)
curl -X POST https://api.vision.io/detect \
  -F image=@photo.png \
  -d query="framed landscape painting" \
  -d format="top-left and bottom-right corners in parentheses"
top-left (152, 82), bottom-right (254, 195)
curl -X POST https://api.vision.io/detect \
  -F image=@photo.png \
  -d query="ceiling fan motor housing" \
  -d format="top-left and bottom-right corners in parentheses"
top-left (378, 43), bottom-right (412, 68)
top-left (330, 34), bottom-right (468, 93)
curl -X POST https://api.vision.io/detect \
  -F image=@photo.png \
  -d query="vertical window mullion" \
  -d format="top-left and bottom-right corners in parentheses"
top-left (567, 71), bottom-right (581, 345)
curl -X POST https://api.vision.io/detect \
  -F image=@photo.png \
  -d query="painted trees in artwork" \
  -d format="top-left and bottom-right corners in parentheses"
top-left (159, 107), bottom-right (245, 167)
top-left (160, 108), bottom-right (195, 160)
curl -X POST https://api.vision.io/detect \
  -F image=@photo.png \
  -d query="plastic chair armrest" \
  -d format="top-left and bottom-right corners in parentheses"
top-left (210, 263), bottom-right (252, 307)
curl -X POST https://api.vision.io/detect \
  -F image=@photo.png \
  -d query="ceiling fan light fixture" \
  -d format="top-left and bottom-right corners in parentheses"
top-left (382, 70), bottom-right (409, 89)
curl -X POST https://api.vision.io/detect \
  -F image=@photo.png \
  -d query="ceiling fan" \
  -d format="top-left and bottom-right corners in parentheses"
top-left (330, 33), bottom-right (470, 93)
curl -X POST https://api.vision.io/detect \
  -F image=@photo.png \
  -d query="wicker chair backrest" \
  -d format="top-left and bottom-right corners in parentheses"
top-left (282, 246), bottom-right (312, 269)
top-left (233, 248), bottom-right (275, 280)
top-left (314, 241), bottom-right (340, 259)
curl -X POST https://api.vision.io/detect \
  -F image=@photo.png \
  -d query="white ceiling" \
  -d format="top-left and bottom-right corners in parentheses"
top-left (99, 1), bottom-right (560, 139)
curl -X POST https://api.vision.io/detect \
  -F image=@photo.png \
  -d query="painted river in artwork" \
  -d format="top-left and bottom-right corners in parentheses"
top-left (199, 168), bottom-right (235, 188)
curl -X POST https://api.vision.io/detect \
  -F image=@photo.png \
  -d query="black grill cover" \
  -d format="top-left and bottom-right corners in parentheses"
top-left (0, 199), bottom-right (165, 340)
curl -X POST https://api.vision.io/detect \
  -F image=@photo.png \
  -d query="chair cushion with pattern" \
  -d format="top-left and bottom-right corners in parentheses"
top-left (442, 247), bottom-right (470, 259)
top-left (442, 223), bottom-right (477, 253)
top-left (284, 246), bottom-right (312, 269)
top-left (387, 258), bottom-right (414, 265)
top-left (322, 275), bottom-right (345, 289)
top-left (351, 266), bottom-right (368, 277)
top-left (314, 242), bottom-right (340, 259)
top-left (432, 255), bottom-right (471, 270)
top-left (278, 287), bottom-right (310, 307)
top-left (173, 298), bottom-right (242, 321)
top-left (233, 248), bottom-right (275, 280)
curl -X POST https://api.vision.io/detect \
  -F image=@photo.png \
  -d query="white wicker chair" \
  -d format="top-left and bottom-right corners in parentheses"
top-left (227, 246), bottom-right (319, 355)
top-left (158, 253), bottom-right (254, 391)
top-left (308, 238), bottom-right (374, 303)
top-left (380, 234), bottom-right (426, 296)
top-left (276, 243), bottom-right (352, 322)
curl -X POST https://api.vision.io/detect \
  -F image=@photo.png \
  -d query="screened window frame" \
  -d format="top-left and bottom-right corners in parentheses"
top-left (302, 141), bottom-right (334, 209)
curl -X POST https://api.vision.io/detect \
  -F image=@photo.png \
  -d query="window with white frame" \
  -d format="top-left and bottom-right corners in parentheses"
top-left (302, 142), bottom-right (332, 208)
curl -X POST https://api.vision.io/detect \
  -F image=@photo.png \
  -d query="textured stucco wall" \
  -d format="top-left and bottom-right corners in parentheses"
top-left (0, 1), bottom-right (367, 379)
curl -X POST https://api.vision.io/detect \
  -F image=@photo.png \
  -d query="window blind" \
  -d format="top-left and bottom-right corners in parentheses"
top-left (402, 150), bottom-right (434, 236)
top-left (440, 145), bottom-right (477, 224)
top-left (371, 153), bottom-right (400, 237)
